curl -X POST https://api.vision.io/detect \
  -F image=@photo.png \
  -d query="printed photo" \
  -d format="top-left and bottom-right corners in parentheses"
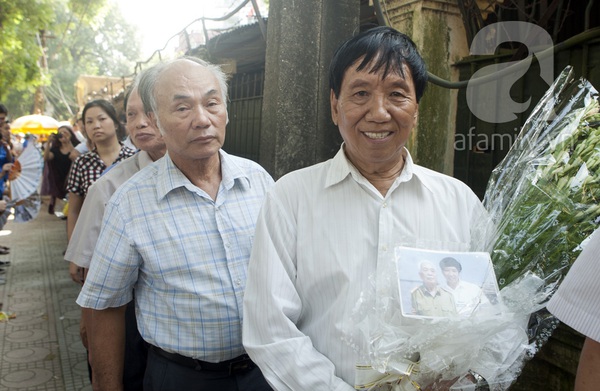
top-left (395, 247), bottom-right (501, 319)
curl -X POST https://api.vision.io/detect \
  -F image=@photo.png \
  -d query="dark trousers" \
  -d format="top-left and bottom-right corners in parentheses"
top-left (144, 347), bottom-right (272, 391)
top-left (123, 300), bottom-right (148, 391)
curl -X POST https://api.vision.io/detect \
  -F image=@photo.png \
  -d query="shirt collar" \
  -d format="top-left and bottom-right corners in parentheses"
top-left (419, 284), bottom-right (443, 297)
top-left (90, 142), bottom-right (132, 159)
top-left (325, 144), bottom-right (435, 194)
top-left (137, 150), bottom-right (155, 170)
top-left (156, 149), bottom-right (250, 200)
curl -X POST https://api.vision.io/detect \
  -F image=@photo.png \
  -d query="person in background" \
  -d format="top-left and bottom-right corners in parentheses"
top-left (242, 26), bottom-right (495, 391)
top-left (65, 76), bottom-right (165, 391)
top-left (72, 113), bottom-right (90, 160)
top-left (439, 256), bottom-right (489, 316)
top-left (0, 104), bottom-right (7, 125)
top-left (0, 104), bottom-right (13, 257)
top-left (65, 99), bottom-right (136, 266)
top-left (0, 198), bottom-right (9, 282)
top-left (42, 125), bottom-right (80, 215)
top-left (0, 122), bottom-right (13, 200)
top-left (77, 57), bottom-right (274, 391)
top-left (0, 106), bottom-right (15, 159)
top-left (65, 99), bottom-right (135, 382)
top-left (12, 132), bottom-right (24, 157)
top-left (547, 228), bottom-right (600, 391)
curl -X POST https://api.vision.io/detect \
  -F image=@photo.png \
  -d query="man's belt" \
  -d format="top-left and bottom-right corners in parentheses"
top-left (150, 345), bottom-right (256, 375)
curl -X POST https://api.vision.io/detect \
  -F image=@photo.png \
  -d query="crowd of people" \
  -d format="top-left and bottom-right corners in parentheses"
top-left (0, 25), bottom-right (598, 391)
top-left (0, 104), bottom-right (16, 283)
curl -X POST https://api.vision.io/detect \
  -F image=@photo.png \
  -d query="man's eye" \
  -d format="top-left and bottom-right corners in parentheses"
top-left (355, 91), bottom-right (368, 97)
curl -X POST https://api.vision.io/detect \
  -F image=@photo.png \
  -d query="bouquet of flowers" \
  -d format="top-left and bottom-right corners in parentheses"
top-left (346, 67), bottom-right (600, 391)
top-left (486, 67), bottom-right (600, 291)
top-left (484, 66), bottom-right (600, 353)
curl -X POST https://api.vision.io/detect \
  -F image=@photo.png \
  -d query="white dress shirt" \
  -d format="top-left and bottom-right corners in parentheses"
top-left (547, 227), bottom-right (600, 342)
top-left (242, 147), bottom-right (488, 390)
top-left (443, 279), bottom-right (490, 316)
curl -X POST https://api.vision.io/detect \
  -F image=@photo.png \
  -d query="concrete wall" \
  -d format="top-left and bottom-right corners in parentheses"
top-left (383, 0), bottom-right (469, 175)
top-left (259, 0), bottom-right (359, 179)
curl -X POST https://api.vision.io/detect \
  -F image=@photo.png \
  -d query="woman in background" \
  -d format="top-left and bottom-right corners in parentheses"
top-left (66, 100), bottom-right (135, 251)
top-left (65, 99), bottom-right (135, 384)
top-left (43, 125), bottom-right (80, 214)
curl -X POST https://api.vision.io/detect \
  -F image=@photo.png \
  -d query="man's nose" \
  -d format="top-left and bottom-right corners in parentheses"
top-left (366, 95), bottom-right (391, 122)
top-left (192, 106), bottom-right (211, 128)
top-left (136, 117), bottom-right (149, 129)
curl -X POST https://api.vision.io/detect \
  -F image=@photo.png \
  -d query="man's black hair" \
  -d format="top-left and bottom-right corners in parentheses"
top-left (0, 104), bottom-right (8, 115)
top-left (439, 257), bottom-right (462, 272)
top-left (328, 26), bottom-right (428, 102)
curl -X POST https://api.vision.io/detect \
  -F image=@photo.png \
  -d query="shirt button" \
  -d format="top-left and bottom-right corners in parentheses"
top-left (235, 278), bottom-right (242, 286)
top-left (225, 242), bottom-right (231, 248)
top-left (382, 202), bottom-right (388, 208)
top-left (381, 245), bottom-right (388, 252)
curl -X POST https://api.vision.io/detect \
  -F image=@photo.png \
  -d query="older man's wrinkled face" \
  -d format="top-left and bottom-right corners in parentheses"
top-left (126, 89), bottom-right (165, 159)
top-left (330, 59), bottom-right (419, 173)
top-left (419, 262), bottom-right (437, 285)
top-left (152, 60), bottom-right (227, 164)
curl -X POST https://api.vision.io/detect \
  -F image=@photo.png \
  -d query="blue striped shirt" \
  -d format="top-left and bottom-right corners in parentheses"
top-left (77, 150), bottom-right (274, 362)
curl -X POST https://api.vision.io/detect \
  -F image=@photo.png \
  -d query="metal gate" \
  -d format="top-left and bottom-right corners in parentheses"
top-left (223, 71), bottom-right (264, 163)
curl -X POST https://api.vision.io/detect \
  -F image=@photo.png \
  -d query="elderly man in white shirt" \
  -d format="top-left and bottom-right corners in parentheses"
top-left (242, 26), bottom-right (502, 391)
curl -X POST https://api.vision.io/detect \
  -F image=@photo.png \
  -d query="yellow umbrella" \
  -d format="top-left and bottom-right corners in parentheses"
top-left (10, 114), bottom-right (60, 138)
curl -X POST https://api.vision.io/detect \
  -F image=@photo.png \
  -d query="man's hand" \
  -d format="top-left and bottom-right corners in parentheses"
top-left (69, 262), bottom-right (85, 285)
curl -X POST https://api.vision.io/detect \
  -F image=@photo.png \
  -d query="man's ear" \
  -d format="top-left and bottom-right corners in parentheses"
top-left (330, 89), bottom-right (339, 126)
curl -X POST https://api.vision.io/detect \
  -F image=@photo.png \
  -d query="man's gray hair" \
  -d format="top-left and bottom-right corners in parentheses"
top-left (418, 260), bottom-right (436, 271)
top-left (137, 56), bottom-right (229, 132)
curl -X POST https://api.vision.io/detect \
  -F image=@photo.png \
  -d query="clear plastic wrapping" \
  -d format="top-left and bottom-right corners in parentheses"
top-left (345, 67), bottom-right (600, 390)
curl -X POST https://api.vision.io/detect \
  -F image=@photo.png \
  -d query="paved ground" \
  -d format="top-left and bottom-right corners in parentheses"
top-left (0, 199), bottom-right (92, 391)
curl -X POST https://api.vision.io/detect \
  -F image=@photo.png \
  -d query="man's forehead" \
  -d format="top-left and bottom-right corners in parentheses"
top-left (157, 65), bottom-right (220, 98)
top-left (442, 266), bottom-right (459, 272)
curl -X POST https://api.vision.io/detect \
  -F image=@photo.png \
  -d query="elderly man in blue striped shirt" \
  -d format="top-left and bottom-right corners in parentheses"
top-left (77, 57), bottom-right (274, 391)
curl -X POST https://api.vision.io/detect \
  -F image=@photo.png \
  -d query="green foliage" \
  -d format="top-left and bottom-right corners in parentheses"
top-left (1, 0), bottom-right (141, 120)
top-left (0, 0), bottom-right (55, 106)
top-left (483, 70), bottom-right (600, 291)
